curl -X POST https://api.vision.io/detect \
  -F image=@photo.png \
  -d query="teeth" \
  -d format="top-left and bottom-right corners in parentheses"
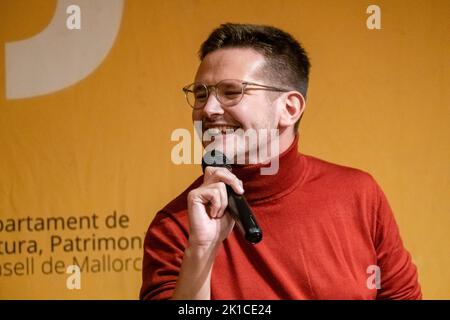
top-left (207, 126), bottom-right (239, 134)
top-left (208, 128), bottom-right (220, 135)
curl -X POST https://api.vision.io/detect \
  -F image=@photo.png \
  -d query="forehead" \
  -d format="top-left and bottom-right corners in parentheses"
top-left (194, 48), bottom-right (266, 84)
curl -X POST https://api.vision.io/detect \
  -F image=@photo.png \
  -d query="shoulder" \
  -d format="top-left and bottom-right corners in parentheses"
top-left (301, 154), bottom-right (381, 196)
top-left (301, 154), bottom-right (388, 231)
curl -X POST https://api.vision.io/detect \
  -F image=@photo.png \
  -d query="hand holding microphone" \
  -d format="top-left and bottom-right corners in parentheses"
top-left (201, 150), bottom-right (262, 244)
top-left (186, 149), bottom-right (262, 248)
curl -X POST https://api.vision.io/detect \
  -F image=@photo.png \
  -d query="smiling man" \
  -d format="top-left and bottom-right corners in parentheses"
top-left (188, 45), bottom-right (301, 168)
top-left (140, 23), bottom-right (421, 300)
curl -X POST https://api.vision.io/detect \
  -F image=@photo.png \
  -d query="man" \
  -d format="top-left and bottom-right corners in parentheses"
top-left (140, 23), bottom-right (421, 299)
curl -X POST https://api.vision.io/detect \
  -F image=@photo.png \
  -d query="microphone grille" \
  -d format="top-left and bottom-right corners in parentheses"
top-left (201, 150), bottom-right (232, 173)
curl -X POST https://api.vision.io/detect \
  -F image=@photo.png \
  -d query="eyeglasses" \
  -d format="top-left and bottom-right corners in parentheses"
top-left (182, 79), bottom-right (290, 109)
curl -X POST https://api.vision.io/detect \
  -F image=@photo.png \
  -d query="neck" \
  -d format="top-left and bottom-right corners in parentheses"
top-left (229, 134), bottom-right (305, 204)
top-left (255, 127), bottom-right (296, 166)
top-left (240, 128), bottom-right (298, 166)
top-left (277, 127), bottom-right (297, 158)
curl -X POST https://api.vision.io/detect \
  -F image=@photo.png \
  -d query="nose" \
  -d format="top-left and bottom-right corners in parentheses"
top-left (202, 90), bottom-right (224, 118)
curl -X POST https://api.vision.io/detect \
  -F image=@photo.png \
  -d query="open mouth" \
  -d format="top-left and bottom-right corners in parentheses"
top-left (205, 125), bottom-right (241, 135)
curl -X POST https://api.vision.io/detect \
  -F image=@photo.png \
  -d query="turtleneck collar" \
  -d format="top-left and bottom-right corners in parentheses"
top-left (230, 135), bottom-right (305, 204)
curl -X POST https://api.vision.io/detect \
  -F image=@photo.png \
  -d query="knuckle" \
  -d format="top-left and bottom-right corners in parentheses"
top-left (218, 170), bottom-right (232, 182)
top-left (204, 166), bottom-right (216, 175)
top-left (212, 187), bottom-right (221, 197)
top-left (218, 182), bottom-right (227, 192)
top-left (216, 181), bottom-right (226, 191)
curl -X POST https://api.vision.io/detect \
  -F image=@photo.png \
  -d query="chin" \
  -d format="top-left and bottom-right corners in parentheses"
top-left (202, 133), bottom-right (257, 165)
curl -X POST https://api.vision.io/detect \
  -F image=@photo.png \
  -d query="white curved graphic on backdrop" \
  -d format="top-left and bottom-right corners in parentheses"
top-left (5, 0), bottom-right (124, 99)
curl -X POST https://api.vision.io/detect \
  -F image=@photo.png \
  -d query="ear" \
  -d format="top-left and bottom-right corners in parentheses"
top-left (278, 91), bottom-right (306, 129)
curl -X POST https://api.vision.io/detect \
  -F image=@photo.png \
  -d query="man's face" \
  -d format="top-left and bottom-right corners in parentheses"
top-left (192, 48), bottom-right (281, 162)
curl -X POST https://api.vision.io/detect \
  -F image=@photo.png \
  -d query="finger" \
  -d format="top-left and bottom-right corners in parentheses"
top-left (203, 167), bottom-right (244, 195)
top-left (207, 188), bottom-right (222, 218)
top-left (204, 183), bottom-right (228, 218)
top-left (214, 182), bottom-right (228, 218)
top-left (190, 187), bottom-right (222, 218)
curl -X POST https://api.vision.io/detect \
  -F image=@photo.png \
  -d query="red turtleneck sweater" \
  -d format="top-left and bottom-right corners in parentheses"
top-left (140, 138), bottom-right (421, 300)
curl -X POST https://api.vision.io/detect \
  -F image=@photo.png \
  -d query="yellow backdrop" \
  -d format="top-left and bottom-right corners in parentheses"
top-left (0, 0), bottom-right (448, 299)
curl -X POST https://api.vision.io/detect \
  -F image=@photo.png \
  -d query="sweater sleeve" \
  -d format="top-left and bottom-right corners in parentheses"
top-left (373, 183), bottom-right (422, 300)
top-left (139, 211), bottom-right (188, 300)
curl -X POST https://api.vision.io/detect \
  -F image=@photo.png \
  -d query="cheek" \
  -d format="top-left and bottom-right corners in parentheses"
top-left (226, 108), bottom-right (252, 128)
top-left (246, 106), bottom-right (278, 129)
top-left (226, 99), bottom-right (260, 127)
top-left (262, 100), bottom-right (281, 127)
top-left (250, 96), bottom-right (278, 126)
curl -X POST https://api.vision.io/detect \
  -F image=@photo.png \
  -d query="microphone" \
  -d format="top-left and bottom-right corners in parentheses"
top-left (202, 150), bottom-right (263, 244)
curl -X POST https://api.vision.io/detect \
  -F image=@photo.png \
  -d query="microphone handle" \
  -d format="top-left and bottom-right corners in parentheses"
top-left (225, 185), bottom-right (263, 244)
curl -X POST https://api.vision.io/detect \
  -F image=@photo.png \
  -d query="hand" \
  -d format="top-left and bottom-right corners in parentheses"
top-left (187, 166), bottom-right (244, 248)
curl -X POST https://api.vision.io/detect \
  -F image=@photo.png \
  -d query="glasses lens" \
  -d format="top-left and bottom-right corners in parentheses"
top-left (217, 80), bottom-right (243, 106)
top-left (192, 83), bottom-right (208, 108)
top-left (185, 83), bottom-right (208, 108)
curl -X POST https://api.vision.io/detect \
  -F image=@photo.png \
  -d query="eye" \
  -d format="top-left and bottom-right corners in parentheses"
top-left (193, 85), bottom-right (207, 101)
top-left (221, 85), bottom-right (242, 99)
top-left (224, 89), bottom-right (241, 96)
top-left (195, 92), bottom-right (207, 100)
